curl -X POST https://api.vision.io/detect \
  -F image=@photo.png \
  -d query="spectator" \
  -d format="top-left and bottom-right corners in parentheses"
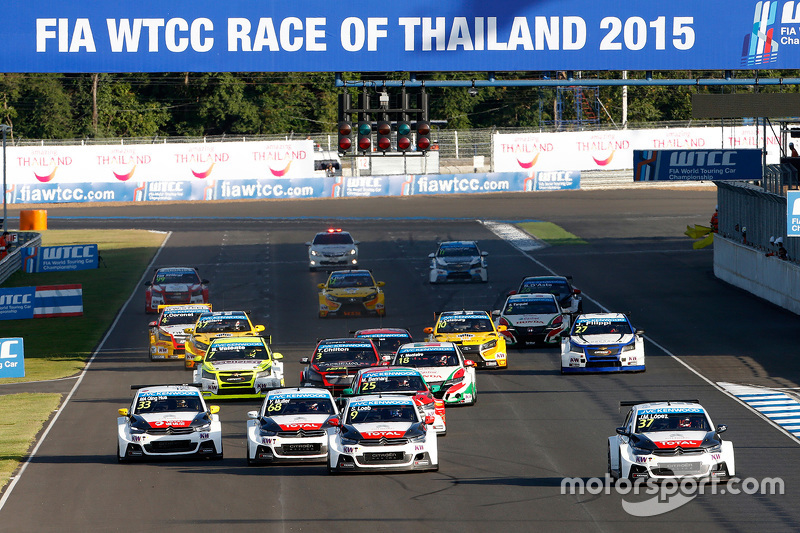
top-left (710, 206), bottom-right (719, 233)
top-left (791, 143), bottom-right (799, 157)
top-left (777, 237), bottom-right (789, 260)
top-left (0, 232), bottom-right (9, 259)
top-left (766, 236), bottom-right (776, 257)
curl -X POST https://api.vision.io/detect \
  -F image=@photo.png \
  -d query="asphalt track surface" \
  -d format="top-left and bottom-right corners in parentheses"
top-left (2, 189), bottom-right (800, 532)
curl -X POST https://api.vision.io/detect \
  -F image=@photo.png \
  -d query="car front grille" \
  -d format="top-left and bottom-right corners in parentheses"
top-left (652, 462), bottom-right (707, 476)
top-left (358, 437), bottom-right (409, 446)
top-left (164, 292), bottom-right (190, 304)
top-left (144, 440), bottom-right (195, 453)
top-left (218, 371), bottom-right (254, 384)
top-left (361, 451), bottom-right (407, 463)
top-left (277, 429), bottom-right (326, 438)
top-left (146, 427), bottom-right (194, 435)
top-left (277, 443), bottom-right (323, 455)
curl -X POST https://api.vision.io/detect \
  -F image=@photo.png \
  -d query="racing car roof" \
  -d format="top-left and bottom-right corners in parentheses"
top-left (574, 312), bottom-right (628, 321)
top-left (353, 328), bottom-right (412, 338)
top-left (506, 293), bottom-right (558, 302)
top-left (621, 400), bottom-right (701, 409)
top-left (131, 383), bottom-right (203, 394)
top-left (397, 341), bottom-right (458, 351)
top-left (347, 394), bottom-right (417, 407)
top-left (266, 387), bottom-right (334, 400)
top-left (438, 240), bottom-right (478, 247)
top-left (436, 310), bottom-right (491, 318)
top-left (357, 366), bottom-right (425, 378)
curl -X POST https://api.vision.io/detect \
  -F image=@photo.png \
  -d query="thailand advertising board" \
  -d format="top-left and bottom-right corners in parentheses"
top-left (1, 2), bottom-right (800, 73)
top-left (0, 285), bottom-right (83, 321)
top-left (632, 150), bottom-right (763, 181)
top-left (0, 338), bottom-right (25, 379)
top-left (21, 245), bottom-right (99, 273)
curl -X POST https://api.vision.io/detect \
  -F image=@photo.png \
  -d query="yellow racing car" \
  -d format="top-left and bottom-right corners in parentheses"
top-left (183, 311), bottom-right (266, 370)
top-left (148, 303), bottom-right (212, 361)
top-left (318, 269), bottom-right (385, 318)
top-left (424, 310), bottom-right (508, 369)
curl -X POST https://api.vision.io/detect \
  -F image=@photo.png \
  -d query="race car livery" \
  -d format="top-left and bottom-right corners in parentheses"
top-left (117, 384), bottom-right (222, 461)
top-left (424, 310), bottom-right (507, 369)
top-left (306, 228), bottom-right (359, 271)
top-left (318, 270), bottom-right (386, 318)
top-left (561, 313), bottom-right (645, 373)
top-left (300, 338), bottom-right (382, 395)
top-left (144, 266), bottom-right (209, 314)
top-left (148, 303), bottom-right (212, 361)
top-left (183, 311), bottom-right (266, 370)
top-left (393, 342), bottom-right (477, 406)
top-left (246, 388), bottom-right (339, 465)
top-left (493, 293), bottom-right (567, 346)
top-left (328, 395), bottom-right (438, 473)
top-left (429, 240), bottom-right (488, 283)
top-left (193, 336), bottom-right (284, 399)
top-left (512, 275), bottom-right (582, 318)
top-left (608, 400), bottom-right (735, 481)
top-left (352, 328), bottom-right (412, 358)
top-left (342, 367), bottom-right (447, 434)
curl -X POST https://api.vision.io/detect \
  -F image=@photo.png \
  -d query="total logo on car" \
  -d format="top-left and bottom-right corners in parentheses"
top-left (246, 388), bottom-right (340, 465)
top-left (393, 342), bottom-right (477, 406)
top-left (148, 303), bottom-right (212, 361)
top-left (306, 228), bottom-right (359, 271)
top-left (424, 310), bottom-right (507, 369)
top-left (429, 240), bottom-right (488, 283)
top-left (318, 270), bottom-right (385, 318)
top-left (560, 313), bottom-right (645, 373)
top-left (116, 384), bottom-right (222, 462)
top-left (144, 266), bottom-right (209, 314)
top-left (608, 400), bottom-right (735, 481)
top-left (193, 336), bottom-right (284, 399)
top-left (183, 311), bottom-right (266, 370)
top-left (493, 293), bottom-right (567, 347)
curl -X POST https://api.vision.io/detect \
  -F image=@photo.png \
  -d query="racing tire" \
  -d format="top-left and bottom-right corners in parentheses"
top-left (246, 455), bottom-right (255, 466)
top-left (607, 448), bottom-right (618, 485)
top-left (116, 443), bottom-right (125, 464)
top-left (327, 461), bottom-right (339, 475)
top-left (213, 444), bottom-right (224, 461)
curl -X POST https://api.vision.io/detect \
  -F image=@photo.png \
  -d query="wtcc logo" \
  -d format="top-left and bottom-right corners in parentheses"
top-left (742, 1), bottom-right (779, 66)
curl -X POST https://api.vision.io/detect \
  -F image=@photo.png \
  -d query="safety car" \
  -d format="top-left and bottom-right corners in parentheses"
top-left (561, 313), bottom-right (645, 373)
top-left (424, 310), bottom-right (508, 369)
top-left (183, 310), bottom-right (266, 370)
top-left (246, 388), bottom-right (339, 465)
top-left (342, 367), bottom-right (447, 434)
top-left (144, 266), bottom-right (209, 314)
top-left (351, 328), bottom-right (412, 358)
top-left (493, 293), bottom-right (567, 346)
top-left (116, 384), bottom-right (222, 462)
top-left (429, 240), bottom-right (488, 283)
top-left (511, 275), bottom-right (582, 319)
top-left (393, 342), bottom-right (477, 406)
top-left (306, 228), bottom-right (359, 271)
top-left (148, 303), bottom-right (212, 361)
top-left (328, 395), bottom-right (438, 473)
top-left (299, 338), bottom-right (382, 395)
top-left (318, 269), bottom-right (385, 318)
top-left (193, 336), bottom-right (284, 399)
top-left (608, 400), bottom-right (735, 481)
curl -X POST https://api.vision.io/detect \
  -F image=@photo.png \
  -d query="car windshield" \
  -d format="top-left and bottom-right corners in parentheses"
top-left (262, 397), bottom-right (335, 416)
top-left (437, 244), bottom-right (478, 257)
top-left (346, 404), bottom-right (417, 424)
top-left (358, 335), bottom-right (410, 354)
top-left (154, 271), bottom-right (200, 285)
top-left (572, 318), bottom-right (631, 336)
top-left (314, 343), bottom-right (376, 365)
top-left (519, 279), bottom-right (571, 297)
top-left (195, 316), bottom-right (250, 333)
top-left (135, 393), bottom-right (203, 414)
top-left (206, 342), bottom-right (268, 362)
top-left (635, 412), bottom-right (709, 432)
top-left (160, 311), bottom-right (206, 327)
top-left (396, 350), bottom-right (460, 367)
top-left (504, 300), bottom-right (559, 315)
top-left (313, 233), bottom-right (354, 245)
top-left (328, 273), bottom-right (374, 288)
top-left (357, 374), bottom-right (427, 394)
top-left (436, 316), bottom-right (493, 333)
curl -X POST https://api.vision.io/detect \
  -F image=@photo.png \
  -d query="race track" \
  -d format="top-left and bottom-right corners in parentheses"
top-left (1, 189), bottom-right (799, 532)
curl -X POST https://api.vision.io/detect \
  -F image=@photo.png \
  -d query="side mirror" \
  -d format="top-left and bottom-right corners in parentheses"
top-left (184, 327), bottom-right (193, 334)
top-left (328, 417), bottom-right (340, 427)
top-left (209, 405), bottom-right (220, 415)
top-left (305, 242), bottom-right (312, 246)
top-left (377, 281), bottom-right (385, 287)
top-left (247, 410), bottom-right (259, 419)
top-left (716, 424), bottom-right (728, 434)
top-left (193, 355), bottom-right (203, 362)
top-left (342, 388), bottom-right (354, 396)
top-left (300, 357), bottom-right (310, 364)
top-left (201, 279), bottom-right (210, 285)
top-left (148, 321), bottom-right (157, 328)
top-left (144, 281), bottom-right (152, 287)
top-left (423, 327), bottom-right (433, 334)
top-left (573, 288), bottom-right (581, 295)
top-left (255, 325), bottom-right (266, 332)
top-left (354, 241), bottom-right (361, 245)
top-left (491, 310), bottom-right (500, 317)
top-left (380, 355), bottom-right (392, 362)
top-left (497, 325), bottom-right (508, 332)
top-left (508, 290), bottom-right (518, 296)
top-left (464, 359), bottom-right (476, 367)
top-left (428, 253), bottom-right (435, 259)
top-left (481, 251), bottom-right (489, 256)
top-left (424, 415), bottom-right (435, 425)
top-left (635, 329), bottom-right (645, 336)
top-left (272, 352), bottom-right (283, 360)
top-left (318, 283), bottom-right (326, 289)
top-left (615, 427), bottom-right (630, 437)
top-left (118, 408), bottom-right (129, 417)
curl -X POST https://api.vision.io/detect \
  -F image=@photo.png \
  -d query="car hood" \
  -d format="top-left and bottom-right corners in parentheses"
top-left (437, 256), bottom-right (479, 265)
top-left (324, 287), bottom-right (378, 296)
top-left (414, 366), bottom-right (459, 383)
top-left (153, 283), bottom-right (198, 292)
top-left (312, 245), bottom-right (354, 254)
top-left (503, 313), bottom-right (559, 326)
top-left (640, 431), bottom-right (709, 449)
top-left (434, 332), bottom-right (496, 344)
top-left (351, 422), bottom-right (413, 438)
top-left (159, 325), bottom-right (192, 338)
top-left (570, 333), bottom-right (634, 345)
top-left (139, 412), bottom-right (197, 428)
top-left (192, 331), bottom-right (257, 343)
top-left (269, 414), bottom-right (330, 431)
top-left (206, 359), bottom-right (268, 372)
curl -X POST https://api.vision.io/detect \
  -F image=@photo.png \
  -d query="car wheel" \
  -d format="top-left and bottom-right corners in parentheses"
top-left (149, 351), bottom-right (156, 362)
top-left (117, 443), bottom-right (126, 464)
top-left (327, 461), bottom-right (338, 475)
top-left (246, 455), bottom-right (255, 466)
top-left (318, 312), bottom-right (326, 318)
top-left (607, 448), bottom-right (617, 484)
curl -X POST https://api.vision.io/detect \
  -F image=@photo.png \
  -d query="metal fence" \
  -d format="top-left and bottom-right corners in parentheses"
top-left (0, 232), bottom-right (42, 285)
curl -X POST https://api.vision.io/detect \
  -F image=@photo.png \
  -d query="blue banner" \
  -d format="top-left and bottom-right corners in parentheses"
top-left (788, 191), bottom-right (800, 236)
top-left (633, 149), bottom-right (763, 181)
top-left (21, 245), bottom-right (99, 273)
top-left (0, 285), bottom-right (84, 321)
top-left (0, 288), bottom-right (36, 320)
top-left (0, 1), bottom-right (796, 73)
top-left (0, 338), bottom-right (25, 379)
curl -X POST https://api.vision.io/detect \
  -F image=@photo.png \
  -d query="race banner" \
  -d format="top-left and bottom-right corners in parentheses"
top-left (0, 285), bottom-right (83, 321)
top-left (0, 338), bottom-right (25, 378)
top-left (21, 245), bottom-right (99, 273)
top-left (632, 149), bottom-right (763, 181)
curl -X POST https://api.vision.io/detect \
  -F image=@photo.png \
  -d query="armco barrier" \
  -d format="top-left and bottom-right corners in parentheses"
top-left (714, 235), bottom-right (800, 315)
top-left (0, 233), bottom-right (43, 285)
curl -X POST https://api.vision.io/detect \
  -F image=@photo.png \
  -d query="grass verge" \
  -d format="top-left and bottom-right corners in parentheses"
top-left (0, 393), bottom-right (62, 483)
top-left (516, 221), bottom-right (587, 246)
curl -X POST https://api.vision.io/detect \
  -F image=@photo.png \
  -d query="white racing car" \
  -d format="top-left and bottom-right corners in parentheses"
top-left (561, 313), bottom-right (645, 373)
top-left (246, 388), bottom-right (339, 465)
top-left (608, 400), bottom-right (735, 481)
top-left (328, 395), bottom-right (438, 473)
top-left (116, 383), bottom-right (222, 462)
top-left (493, 293), bottom-right (568, 346)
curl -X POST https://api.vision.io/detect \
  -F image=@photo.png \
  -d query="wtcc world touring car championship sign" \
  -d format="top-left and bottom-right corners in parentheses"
top-left (2, 1), bottom-right (800, 73)
top-left (21, 245), bottom-right (99, 273)
top-left (632, 150), bottom-right (763, 182)
top-left (0, 338), bottom-right (25, 379)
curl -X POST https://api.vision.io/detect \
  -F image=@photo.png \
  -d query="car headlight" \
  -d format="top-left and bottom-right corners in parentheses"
top-left (568, 341), bottom-right (583, 354)
top-left (156, 330), bottom-right (171, 342)
top-left (408, 433), bottom-right (426, 443)
top-left (630, 445), bottom-right (651, 456)
top-left (340, 437), bottom-right (359, 446)
top-left (481, 339), bottom-right (497, 351)
top-left (706, 443), bottom-right (722, 454)
top-left (622, 343), bottom-right (636, 352)
top-left (470, 259), bottom-right (481, 267)
top-left (325, 294), bottom-right (340, 302)
top-left (349, 248), bottom-right (357, 255)
top-left (255, 370), bottom-right (273, 379)
top-left (192, 339), bottom-right (209, 352)
top-left (201, 368), bottom-right (216, 381)
top-left (194, 422), bottom-right (212, 432)
top-left (310, 249), bottom-right (319, 256)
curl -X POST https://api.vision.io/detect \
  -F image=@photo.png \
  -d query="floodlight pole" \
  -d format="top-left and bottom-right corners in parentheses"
top-left (0, 125), bottom-right (9, 233)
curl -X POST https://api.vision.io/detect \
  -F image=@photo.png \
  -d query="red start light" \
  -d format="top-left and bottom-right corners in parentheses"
top-left (338, 138), bottom-right (352, 151)
top-left (397, 137), bottom-right (411, 151)
top-left (377, 137), bottom-right (391, 151)
top-left (417, 137), bottom-right (431, 150)
top-left (358, 137), bottom-right (372, 151)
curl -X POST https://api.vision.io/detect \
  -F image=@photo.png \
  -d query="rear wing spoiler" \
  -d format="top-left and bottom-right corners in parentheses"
top-left (131, 383), bottom-right (202, 390)
top-left (620, 399), bottom-right (699, 408)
